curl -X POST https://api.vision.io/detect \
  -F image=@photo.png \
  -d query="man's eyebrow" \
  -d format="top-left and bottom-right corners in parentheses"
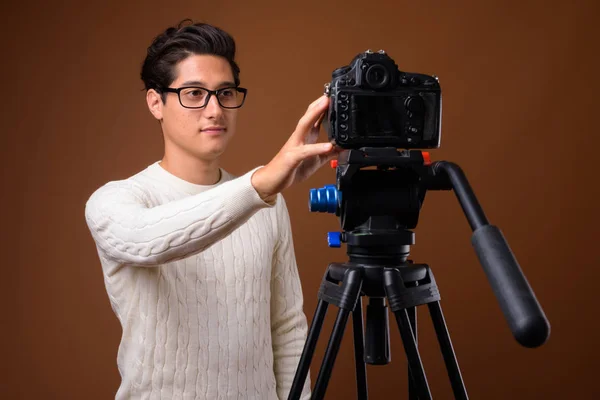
top-left (180, 80), bottom-right (236, 88)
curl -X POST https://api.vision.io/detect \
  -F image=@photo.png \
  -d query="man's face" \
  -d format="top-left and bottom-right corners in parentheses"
top-left (148, 54), bottom-right (239, 162)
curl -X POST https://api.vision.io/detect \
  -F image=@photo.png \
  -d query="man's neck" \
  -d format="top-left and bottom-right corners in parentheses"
top-left (159, 153), bottom-right (221, 186)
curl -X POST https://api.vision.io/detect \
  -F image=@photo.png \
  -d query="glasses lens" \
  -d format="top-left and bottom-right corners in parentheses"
top-left (179, 87), bottom-right (209, 108)
top-left (218, 88), bottom-right (245, 108)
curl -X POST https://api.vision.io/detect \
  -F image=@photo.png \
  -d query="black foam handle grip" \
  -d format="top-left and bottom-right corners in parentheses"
top-left (472, 225), bottom-right (550, 348)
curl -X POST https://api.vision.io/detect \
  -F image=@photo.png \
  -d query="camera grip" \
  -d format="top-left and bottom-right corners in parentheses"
top-left (471, 225), bottom-right (550, 348)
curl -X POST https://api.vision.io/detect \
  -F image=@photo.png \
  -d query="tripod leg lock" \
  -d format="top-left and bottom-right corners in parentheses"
top-left (318, 264), bottom-right (363, 311)
top-left (383, 266), bottom-right (441, 311)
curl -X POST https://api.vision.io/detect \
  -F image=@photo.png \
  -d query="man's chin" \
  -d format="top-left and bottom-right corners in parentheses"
top-left (195, 147), bottom-right (227, 161)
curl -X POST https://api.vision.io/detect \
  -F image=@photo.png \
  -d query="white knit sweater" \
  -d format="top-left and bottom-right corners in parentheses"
top-left (84, 161), bottom-right (311, 400)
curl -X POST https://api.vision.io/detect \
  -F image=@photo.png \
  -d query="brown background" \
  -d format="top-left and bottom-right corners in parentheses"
top-left (2, 0), bottom-right (598, 398)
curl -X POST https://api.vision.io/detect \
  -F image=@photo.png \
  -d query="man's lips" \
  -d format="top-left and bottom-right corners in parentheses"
top-left (201, 127), bottom-right (226, 134)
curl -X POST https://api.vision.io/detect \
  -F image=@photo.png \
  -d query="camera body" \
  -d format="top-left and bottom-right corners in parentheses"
top-left (324, 50), bottom-right (442, 149)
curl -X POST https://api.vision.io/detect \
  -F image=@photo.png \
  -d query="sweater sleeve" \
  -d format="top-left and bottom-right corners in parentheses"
top-left (84, 167), bottom-right (274, 266)
top-left (270, 195), bottom-right (311, 400)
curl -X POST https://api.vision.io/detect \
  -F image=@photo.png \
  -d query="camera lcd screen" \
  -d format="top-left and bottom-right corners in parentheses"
top-left (350, 94), bottom-right (406, 137)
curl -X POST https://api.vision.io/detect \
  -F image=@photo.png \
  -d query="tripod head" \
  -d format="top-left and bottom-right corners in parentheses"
top-left (309, 147), bottom-right (550, 349)
top-left (311, 147), bottom-right (439, 265)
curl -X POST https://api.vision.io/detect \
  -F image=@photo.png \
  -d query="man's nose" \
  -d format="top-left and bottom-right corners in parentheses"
top-left (204, 94), bottom-right (223, 117)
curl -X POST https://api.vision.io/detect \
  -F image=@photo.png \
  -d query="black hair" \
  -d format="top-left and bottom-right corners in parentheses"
top-left (140, 19), bottom-right (240, 102)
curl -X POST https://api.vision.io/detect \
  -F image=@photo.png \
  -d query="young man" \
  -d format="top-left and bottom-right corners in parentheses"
top-left (84, 21), bottom-right (339, 399)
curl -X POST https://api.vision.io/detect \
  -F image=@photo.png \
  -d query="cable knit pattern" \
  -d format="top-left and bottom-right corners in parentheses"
top-left (85, 161), bottom-right (311, 400)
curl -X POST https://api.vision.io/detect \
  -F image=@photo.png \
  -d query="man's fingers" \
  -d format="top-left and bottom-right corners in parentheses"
top-left (295, 142), bottom-right (333, 161)
top-left (304, 127), bottom-right (319, 145)
top-left (301, 96), bottom-right (328, 128)
top-left (313, 111), bottom-right (326, 129)
top-left (321, 146), bottom-right (343, 163)
top-left (292, 96), bottom-right (330, 142)
top-left (307, 94), bottom-right (328, 111)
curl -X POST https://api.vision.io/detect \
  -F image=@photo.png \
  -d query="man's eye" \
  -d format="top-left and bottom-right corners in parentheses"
top-left (182, 89), bottom-right (204, 97)
top-left (220, 89), bottom-right (234, 97)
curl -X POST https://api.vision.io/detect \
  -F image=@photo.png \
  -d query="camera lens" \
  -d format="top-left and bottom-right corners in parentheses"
top-left (365, 64), bottom-right (389, 89)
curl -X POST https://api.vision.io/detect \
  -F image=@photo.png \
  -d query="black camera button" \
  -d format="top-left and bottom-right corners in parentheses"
top-left (405, 96), bottom-right (425, 115)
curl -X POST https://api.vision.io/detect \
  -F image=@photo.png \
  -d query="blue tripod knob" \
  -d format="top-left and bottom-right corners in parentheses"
top-left (327, 232), bottom-right (342, 248)
top-left (309, 184), bottom-right (340, 213)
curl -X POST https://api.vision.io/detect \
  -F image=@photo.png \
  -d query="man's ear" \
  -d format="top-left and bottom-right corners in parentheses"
top-left (146, 89), bottom-right (163, 121)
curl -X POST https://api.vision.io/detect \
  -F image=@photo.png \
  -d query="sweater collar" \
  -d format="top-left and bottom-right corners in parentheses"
top-left (146, 161), bottom-right (232, 195)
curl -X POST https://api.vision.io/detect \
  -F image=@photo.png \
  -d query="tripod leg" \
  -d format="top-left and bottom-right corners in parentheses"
top-left (407, 306), bottom-right (418, 400)
top-left (288, 300), bottom-right (329, 400)
top-left (428, 301), bottom-right (469, 400)
top-left (385, 268), bottom-right (433, 400)
top-left (393, 308), bottom-right (433, 400)
top-left (352, 296), bottom-right (368, 400)
top-left (312, 307), bottom-right (352, 399)
top-left (311, 266), bottom-right (363, 400)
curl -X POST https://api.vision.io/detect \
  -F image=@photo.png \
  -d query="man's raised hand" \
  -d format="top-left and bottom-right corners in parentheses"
top-left (251, 95), bottom-right (341, 203)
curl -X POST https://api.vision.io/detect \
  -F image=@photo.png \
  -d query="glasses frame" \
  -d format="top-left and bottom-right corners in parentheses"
top-left (161, 86), bottom-right (248, 109)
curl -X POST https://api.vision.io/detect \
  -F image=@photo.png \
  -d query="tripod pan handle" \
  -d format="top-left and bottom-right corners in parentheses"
top-left (471, 225), bottom-right (550, 348)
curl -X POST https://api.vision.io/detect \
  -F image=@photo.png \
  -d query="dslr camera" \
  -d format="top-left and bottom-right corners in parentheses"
top-left (324, 50), bottom-right (442, 149)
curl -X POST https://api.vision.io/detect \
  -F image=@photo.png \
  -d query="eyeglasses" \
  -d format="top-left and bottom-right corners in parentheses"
top-left (161, 86), bottom-right (248, 109)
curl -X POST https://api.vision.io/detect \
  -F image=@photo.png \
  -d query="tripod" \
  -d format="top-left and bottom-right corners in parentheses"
top-left (287, 148), bottom-right (550, 400)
